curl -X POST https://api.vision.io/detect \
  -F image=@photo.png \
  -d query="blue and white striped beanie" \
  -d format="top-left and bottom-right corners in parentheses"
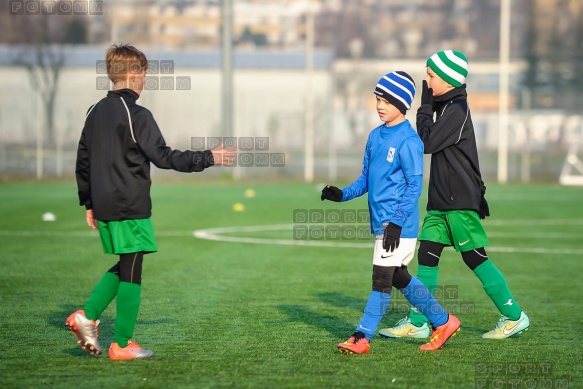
top-left (374, 71), bottom-right (416, 114)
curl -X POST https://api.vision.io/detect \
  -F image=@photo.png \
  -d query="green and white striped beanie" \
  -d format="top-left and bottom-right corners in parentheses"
top-left (427, 50), bottom-right (468, 87)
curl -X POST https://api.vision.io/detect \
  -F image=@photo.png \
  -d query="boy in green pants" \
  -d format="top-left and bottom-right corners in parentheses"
top-left (67, 44), bottom-right (232, 360)
top-left (380, 50), bottom-right (529, 340)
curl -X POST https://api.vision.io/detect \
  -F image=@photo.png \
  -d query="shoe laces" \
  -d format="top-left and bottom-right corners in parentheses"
top-left (492, 315), bottom-right (510, 330)
top-left (394, 316), bottom-right (411, 329)
top-left (351, 331), bottom-right (366, 343)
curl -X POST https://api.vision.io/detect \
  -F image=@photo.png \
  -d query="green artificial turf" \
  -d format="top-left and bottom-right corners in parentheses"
top-left (0, 182), bottom-right (581, 388)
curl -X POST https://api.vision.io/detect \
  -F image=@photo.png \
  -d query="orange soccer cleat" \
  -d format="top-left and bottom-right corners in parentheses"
top-left (337, 332), bottom-right (371, 355)
top-left (108, 340), bottom-right (154, 360)
top-left (66, 310), bottom-right (102, 355)
top-left (419, 314), bottom-right (461, 351)
top-left (65, 310), bottom-right (85, 345)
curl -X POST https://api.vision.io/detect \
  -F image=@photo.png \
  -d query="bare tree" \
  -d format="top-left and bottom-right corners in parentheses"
top-left (8, 7), bottom-right (67, 146)
top-left (17, 44), bottom-right (65, 146)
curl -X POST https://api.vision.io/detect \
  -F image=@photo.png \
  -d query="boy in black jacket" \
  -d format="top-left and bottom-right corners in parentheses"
top-left (67, 44), bottom-right (232, 360)
top-left (380, 50), bottom-right (529, 340)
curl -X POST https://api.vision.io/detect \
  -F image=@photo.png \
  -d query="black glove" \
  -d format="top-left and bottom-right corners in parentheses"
top-left (479, 186), bottom-right (490, 219)
top-left (421, 80), bottom-right (434, 107)
top-left (382, 222), bottom-right (402, 252)
top-left (321, 185), bottom-right (343, 202)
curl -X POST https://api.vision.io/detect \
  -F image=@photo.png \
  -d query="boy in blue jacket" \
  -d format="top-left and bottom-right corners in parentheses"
top-left (322, 71), bottom-right (460, 353)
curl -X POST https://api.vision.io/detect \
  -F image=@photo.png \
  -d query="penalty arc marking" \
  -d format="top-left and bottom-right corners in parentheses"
top-left (0, 223), bottom-right (581, 255)
top-left (192, 224), bottom-right (583, 255)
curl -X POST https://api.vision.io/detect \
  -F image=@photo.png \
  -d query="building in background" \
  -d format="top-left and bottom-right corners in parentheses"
top-left (1, 0), bottom-right (582, 181)
top-left (103, 0), bottom-right (319, 50)
top-left (84, 0), bottom-right (520, 58)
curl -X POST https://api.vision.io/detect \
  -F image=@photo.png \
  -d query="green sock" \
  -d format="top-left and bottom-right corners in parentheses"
top-left (409, 265), bottom-right (439, 327)
top-left (113, 282), bottom-right (141, 348)
top-left (83, 272), bottom-right (120, 321)
top-left (474, 260), bottom-right (522, 320)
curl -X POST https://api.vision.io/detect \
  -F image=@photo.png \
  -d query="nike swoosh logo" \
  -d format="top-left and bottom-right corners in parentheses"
top-left (503, 319), bottom-right (523, 335)
top-left (380, 254), bottom-right (392, 258)
top-left (430, 332), bottom-right (441, 342)
top-left (459, 240), bottom-right (470, 246)
top-left (407, 329), bottom-right (423, 336)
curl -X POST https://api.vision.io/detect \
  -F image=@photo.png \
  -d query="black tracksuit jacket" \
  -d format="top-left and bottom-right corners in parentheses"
top-left (416, 85), bottom-right (485, 213)
top-left (75, 89), bottom-right (214, 221)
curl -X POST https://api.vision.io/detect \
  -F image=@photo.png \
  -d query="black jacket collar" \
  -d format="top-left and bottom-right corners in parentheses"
top-left (107, 89), bottom-right (140, 101)
top-left (434, 84), bottom-right (467, 104)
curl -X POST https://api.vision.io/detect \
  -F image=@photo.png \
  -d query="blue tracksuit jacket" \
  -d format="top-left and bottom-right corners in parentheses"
top-left (341, 120), bottom-right (424, 237)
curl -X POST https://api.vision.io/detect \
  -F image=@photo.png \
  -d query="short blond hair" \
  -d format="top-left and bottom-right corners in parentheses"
top-left (106, 43), bottom-right (148, 84)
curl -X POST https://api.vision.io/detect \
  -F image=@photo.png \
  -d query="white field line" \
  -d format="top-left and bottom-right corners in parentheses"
top-left (2, 222), bottom-right (583, 255)
top-left (192, 224), bottom-right (583, 255)
top-left (194, 224), bottom-right (370, 249)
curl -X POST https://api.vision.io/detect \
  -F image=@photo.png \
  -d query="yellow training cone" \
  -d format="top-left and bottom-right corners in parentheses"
top-left (232, 203), bottom-right (245, 212)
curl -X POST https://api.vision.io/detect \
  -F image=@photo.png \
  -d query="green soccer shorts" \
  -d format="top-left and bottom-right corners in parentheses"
top-left (97, 218), bottom-right (158, 255)
top-left (418, 210), bottom-right (489, 252)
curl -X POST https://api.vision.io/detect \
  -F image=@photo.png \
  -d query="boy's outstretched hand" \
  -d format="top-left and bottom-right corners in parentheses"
top-left (210, 144), bottom-right (238, 166)
top-left (321, 185), bottom-right (343, 202)
top-left (86, 209), bottom-right (98, 230)
top-left (421, 80), bottom-right (433, 107)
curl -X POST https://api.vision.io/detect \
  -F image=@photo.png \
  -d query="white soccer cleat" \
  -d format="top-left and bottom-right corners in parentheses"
top-left (378, 317), bottom-right (430, 339)
top-left (482, 311), bottom-right (530, 339)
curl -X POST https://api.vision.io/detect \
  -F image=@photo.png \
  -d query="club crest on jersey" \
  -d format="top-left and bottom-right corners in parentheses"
top-left (386, 147), bottom-right (396, 162)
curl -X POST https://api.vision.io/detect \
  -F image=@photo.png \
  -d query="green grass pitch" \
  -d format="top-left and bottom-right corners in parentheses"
top-left (0, 181), bottom-right (582, 388)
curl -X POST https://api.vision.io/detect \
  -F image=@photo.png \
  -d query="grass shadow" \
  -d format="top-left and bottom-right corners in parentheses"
top-left (313, 291), bottom-right (436, 347)
top-left (276, 292), bottom-right (371, 338)
top-left (315, 290), bottom-right (409, 328)
top-left (52, 305), bottom-right (114, 356)
top-left (456, 323), bottom-right (487, 335)
top-left (137, 318), bottom-right (176, 325)
top-left (315, 292), bottom-right (366, 311)
top-left (62, 347), bottom-right (104, 358)
top-left (277, 304), bottom-right (353, 339)
top-left (51, 306), bottom-right (114, 335)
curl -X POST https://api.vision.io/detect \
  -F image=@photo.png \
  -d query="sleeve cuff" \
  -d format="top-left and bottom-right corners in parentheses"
top-left (204, 150), bottom-right (215, 167)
